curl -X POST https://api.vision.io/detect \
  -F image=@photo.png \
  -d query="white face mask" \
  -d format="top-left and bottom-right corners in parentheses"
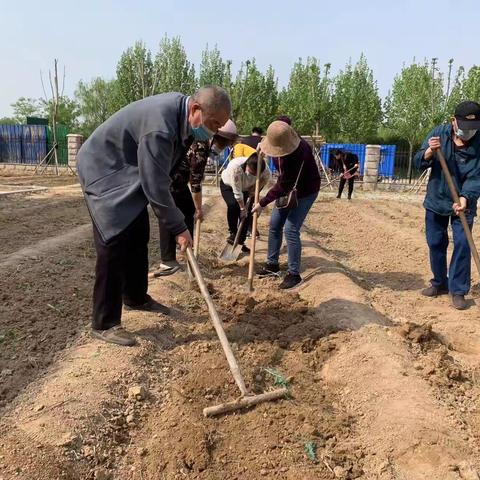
top-left (456, 127), bottom-right (477, 141)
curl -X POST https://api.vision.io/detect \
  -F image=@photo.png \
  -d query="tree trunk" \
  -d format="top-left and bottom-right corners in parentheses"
top-left (407, 141), bottom-right (413, 184)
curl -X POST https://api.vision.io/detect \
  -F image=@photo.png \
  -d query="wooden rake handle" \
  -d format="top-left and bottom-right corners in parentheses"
top-left (436, 149), bottom-right (480, 277)
top-left (231, 197), bottom-right (252, 251)
top-left (186, 247), bottom-right (248, 397)
top-left (193, 218), bottom-right (201, 258)
top-left (247, 154), bottom-right (264, 292)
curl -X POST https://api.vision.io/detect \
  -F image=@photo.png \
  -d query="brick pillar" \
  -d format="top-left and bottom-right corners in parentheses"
top-left (67, 134), bottom-right (84, 167)
top-left (363, 145), bottom-right (381, 191)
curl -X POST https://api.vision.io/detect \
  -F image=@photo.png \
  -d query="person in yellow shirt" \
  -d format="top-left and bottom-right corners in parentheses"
top-left (233, 141), bottom-right (256, 158)
top-left (233, 126), bottom-right (264, 158)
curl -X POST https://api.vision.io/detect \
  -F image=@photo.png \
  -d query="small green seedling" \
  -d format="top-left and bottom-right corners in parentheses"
top-left (304, 441), bottom-right (318, 463)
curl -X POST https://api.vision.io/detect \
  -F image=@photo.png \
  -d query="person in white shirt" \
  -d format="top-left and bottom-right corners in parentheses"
top-left (220, 152), bottom-right (270, 252)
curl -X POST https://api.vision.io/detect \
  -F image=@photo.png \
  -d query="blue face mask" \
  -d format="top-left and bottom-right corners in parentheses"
top-left (192, 111), bottom-right (215, 141)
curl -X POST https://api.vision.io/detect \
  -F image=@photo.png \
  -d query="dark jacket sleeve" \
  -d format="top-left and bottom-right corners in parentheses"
top-left (414, 127), bottom-right (440, 171)
top-left (137, 131), bottom-right (187, 236)
top-left (259, 158), bottom-right (300, 207)
top-left (460, 166), bottom-right (480, 205)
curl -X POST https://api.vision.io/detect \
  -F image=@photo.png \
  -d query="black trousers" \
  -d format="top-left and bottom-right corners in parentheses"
top-left (92, 208), bottom-right (150, 330)
top-left (159, 187), bottom-right (195, 263)
top-left (220, 180), bottom-right (252, 245)
top-left (338, 177), bottom-right (355, 198)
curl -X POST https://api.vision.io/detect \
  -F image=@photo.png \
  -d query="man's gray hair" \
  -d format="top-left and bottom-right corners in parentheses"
top-left (192, 86), bottom-right (231, 116)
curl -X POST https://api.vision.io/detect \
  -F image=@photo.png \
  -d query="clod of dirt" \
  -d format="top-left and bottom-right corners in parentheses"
top-left (398, 322), bottom-right (433, 343)
top-left (128, 385), bottom-right (147, 401)
top-left (56, 433), bottom-right (80, 448)
top-left (95, 467), bottom-right (113, 480)
top-left (334, 465), bottom-right (347, 478)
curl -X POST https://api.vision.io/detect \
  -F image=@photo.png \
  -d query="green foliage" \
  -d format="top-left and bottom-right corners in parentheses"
top-left (304, 441), bottom-right (318, 463)
top-left (331, 54), bottom-right (382, 143)
top-left (264, 368), bottom-right (290, 389)
top-left (76, 78), bottom-right (122, 136)
top-left (11, 97), bottom-right (43, 123)
top-left (154, 35), bottom-right (196, 94)
top-left (280, 58), bottom-right (333, 136)
top-left (230, 59), bottom-right (278, 133)
top-left (0, 117), bottom-right (18, 124)
top-left (384, 60), bottom-right (444, 145)
top-left (43, 96), bottom-right (80, 131)
top-left (116, 41), bottom-right (157, 105)
top-left (448, 65), bottom-right (480, 109)
top-left (199, 44), bottom-right (232, 90)
top-left (10, 95), bottom-right (79, 131)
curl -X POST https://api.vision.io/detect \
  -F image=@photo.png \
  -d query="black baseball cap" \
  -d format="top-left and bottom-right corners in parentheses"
top-left (454, 101), bottom-right (480, 129)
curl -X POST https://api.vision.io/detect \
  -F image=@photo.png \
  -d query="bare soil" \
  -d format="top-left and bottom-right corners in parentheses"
top-left (1, 176), bottom-right (480, 480)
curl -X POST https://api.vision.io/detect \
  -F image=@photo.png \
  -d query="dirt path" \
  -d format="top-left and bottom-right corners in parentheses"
top-left (1, 188), bottom-right (480, 479)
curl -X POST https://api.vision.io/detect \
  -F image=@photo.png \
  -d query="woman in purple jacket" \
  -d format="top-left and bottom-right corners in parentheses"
top-left (253, 121), bottom-right (320, 289)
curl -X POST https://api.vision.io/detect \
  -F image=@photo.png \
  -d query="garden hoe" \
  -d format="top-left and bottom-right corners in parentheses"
top-left (186, 246), bottom-right (288, 417)
top-left (187, 218), bottom-right (202, 285)
top-left (219, 198), bottom-right (252, 262)
top-left (436, 148), bottom-right (480, 279)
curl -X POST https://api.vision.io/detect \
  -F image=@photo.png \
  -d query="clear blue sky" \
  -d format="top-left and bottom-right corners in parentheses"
top-left (1, 0), bottom-right (478, 116)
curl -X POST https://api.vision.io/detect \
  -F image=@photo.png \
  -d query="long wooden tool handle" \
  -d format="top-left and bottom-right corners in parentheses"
top-left (248, 155), bottom-right (263, 292)
top-left (231, 197), bottom-right (252, 250)
top-left (194, 218), bottom-right (201, 258)
top-left (436, 149), bottom-right (480, 276)
top-left (186, 247), bottom-right (248, 396)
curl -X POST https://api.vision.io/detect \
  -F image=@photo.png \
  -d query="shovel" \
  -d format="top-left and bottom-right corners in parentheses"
top-left (219, 198), bottom-right (251, 262)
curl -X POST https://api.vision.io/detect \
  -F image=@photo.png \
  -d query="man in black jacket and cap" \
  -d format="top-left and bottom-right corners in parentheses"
top-left (77, 86), bottom-right (231, 346)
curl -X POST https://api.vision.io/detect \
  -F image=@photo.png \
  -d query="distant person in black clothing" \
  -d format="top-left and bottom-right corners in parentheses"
top-left (335, 150), bottom-right (359, 200)
top-left (329, 149), bottom-right (342, 174)
top-left (242, 127), bottom-right (263, 150)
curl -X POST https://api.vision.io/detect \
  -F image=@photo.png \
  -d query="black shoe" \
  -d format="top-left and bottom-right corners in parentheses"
top-left (452, 294), bottom-right (467, 310)
top-left (257, 263), bottom-right (280, 277)
top-left (279, 273), bottom-right (303, 290)
top-left (227, 234), bottom-right (235, 245)
top-left (241, 244), bottom-right (250, 254)
top-left (124, 295), bottom-right (171, 315)
top-left (347, 196), bottom-right (352, 200)
top-left (336, 195), bottom-right (341, 199)
top-left (421, 286), bottom-right (449, 297)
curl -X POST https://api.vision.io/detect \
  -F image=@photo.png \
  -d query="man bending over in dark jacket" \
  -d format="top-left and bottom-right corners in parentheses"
top-left (77, 86), bottom-right (231, 345)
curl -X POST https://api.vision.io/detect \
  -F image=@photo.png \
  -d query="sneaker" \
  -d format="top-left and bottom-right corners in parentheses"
top-left (124, 295), bottom-right (171, 315)
top-left (241, 244), bottom-right (250, 254)
top-left (257, 263), bottom-right (280, 278)
top-left (452, 294), bottom-right (467, 310)
top-left (152, 262), bottom-right (181, 277)
top-left (92, 325), bottom-right (136, 347)
top-left (336, 195), bottom-right (341, 199)
top-left (279, 273), bottom-right (303, 290)
top-left (421, 285), bottom-right (449, 297)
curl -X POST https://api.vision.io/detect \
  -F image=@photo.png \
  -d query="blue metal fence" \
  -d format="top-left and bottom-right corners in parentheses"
top-left (319, 143), bottom-right (397, 179)
top-left (0, 124), bottom-right (48, 164)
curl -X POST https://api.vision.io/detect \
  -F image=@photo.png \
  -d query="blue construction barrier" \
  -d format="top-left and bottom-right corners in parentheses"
top-left (319, 143), bottom-right (396, 179)
top-left (0, 124), bottom-right (48, 164)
